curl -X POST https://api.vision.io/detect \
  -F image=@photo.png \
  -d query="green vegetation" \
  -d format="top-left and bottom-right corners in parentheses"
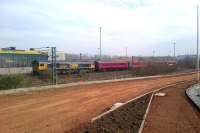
top-left (133, 63), bottom-right (177, 76)
top-left (32, 70), bottom-right (52, 85)
top-left (0, 74), bottom-right (30, 90)
top-left (78, 70), bottom-right (87, 78)
top-left (178, 56), bottom-right (196, 69)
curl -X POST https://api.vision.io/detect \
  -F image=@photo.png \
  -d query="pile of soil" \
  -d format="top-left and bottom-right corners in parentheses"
top-left (68, 93), bottom-right (152, 133)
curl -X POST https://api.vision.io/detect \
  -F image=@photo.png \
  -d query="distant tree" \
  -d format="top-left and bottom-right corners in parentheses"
top-left (177, 56), bottom-right (196, 69)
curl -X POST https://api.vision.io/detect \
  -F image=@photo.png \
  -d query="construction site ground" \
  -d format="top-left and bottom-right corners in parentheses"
top-left (0, 72), bottom-right (197, 133)
top-left (69, 93), bottom-right (152, 133)
top-left (142, 81), bottom-right (200, 133)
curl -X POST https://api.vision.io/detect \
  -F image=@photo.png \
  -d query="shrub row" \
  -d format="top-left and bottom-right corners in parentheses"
top-left (0, 74), bottom-right (28, 90)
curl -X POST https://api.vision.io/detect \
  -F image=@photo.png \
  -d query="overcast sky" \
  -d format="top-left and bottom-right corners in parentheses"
top-left (0, 0), bottom-right (199, 56)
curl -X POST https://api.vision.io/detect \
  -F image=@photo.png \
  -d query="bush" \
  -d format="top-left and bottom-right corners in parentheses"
top-left (178, 57), bottom-right (196, 69)
top-left (0, 74), bottom-right (24, 90)
top-left (78, 70), bottom-right (87, 78)
top-left (34, 70), bottom-right (52, 82)
top-left (132, 63), bottom-right (177, 76)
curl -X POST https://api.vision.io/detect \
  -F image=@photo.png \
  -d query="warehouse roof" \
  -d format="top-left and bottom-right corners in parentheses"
top-left (0, 49), bottom-right (47, 55)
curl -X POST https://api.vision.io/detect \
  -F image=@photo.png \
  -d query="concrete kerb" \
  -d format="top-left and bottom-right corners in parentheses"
top-left (0, 72), bottom-right (195, 95)
top-left (138, 92), bottom-right (154, 133)
top-left (186, 83), bottom-right (200, 110)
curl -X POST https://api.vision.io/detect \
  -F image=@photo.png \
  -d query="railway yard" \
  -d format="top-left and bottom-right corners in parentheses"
top-left (0, 72), bottom-right (199, 133)
top-left (1, 1), bottom-right (200, 133)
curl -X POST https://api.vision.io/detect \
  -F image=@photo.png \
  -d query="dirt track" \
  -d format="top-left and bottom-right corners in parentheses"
top-left (142, 81), bottom-right (200, 133)
top-left (0, 73), bottom-right (196, 133)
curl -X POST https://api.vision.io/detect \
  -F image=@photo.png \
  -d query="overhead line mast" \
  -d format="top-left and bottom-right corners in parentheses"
top-left (99, 27), bottom-right (102, 60)
top-left (173, 41), bottom-right (176, 58)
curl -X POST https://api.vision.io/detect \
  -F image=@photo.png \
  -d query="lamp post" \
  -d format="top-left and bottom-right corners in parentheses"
top-left (197, 5), bottom-right (199, 82)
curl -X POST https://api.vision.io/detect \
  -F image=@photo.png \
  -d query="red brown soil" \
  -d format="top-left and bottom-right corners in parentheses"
top-left (142, 81), bottom-right (200, 133)
top-left (69, 93), bottom-right (152, 133)
top-left (0, 73), bottom-right (196, 133)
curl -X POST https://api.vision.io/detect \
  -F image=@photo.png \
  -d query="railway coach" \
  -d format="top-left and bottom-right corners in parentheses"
top-left (132, 60), bottom-right (147, 69)
top-left (95, 60), bottom-right (129, 71)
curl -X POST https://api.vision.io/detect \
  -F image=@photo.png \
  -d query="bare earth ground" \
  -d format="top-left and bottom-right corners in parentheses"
top-left (142, 81), bottom-right (200, 133)
top-left (0, 73), bottom-right (196, 133)
top-left (69, 93), bottom-right (152, 133)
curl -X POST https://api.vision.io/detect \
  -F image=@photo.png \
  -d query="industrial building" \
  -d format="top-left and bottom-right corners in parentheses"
top-left (0, 47), bottom-right (48, 75)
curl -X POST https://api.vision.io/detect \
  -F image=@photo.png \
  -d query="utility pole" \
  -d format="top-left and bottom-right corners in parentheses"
top-left (168, 50), bottom-right (171, 57)
top-left (125, 47), bottom-right (128, 57)
top-left (173, 41), bottom-right (176, 57)
top-left (99, 27), bottom-right (102, 60)
top-left (153, 50), bottom-right (155, 57)
top-left (98, 48), bottom-right (100, 58)
top-left (197, 4), bottom-right (199, 81)
top-left (131, 56), bottom-right (134, 70)
top-left (35, 46), bottom-right (57, 85)
top-left (80, 53), bottom-right (82, 60)
top-left (51, 47), bottom-right (57, 85)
